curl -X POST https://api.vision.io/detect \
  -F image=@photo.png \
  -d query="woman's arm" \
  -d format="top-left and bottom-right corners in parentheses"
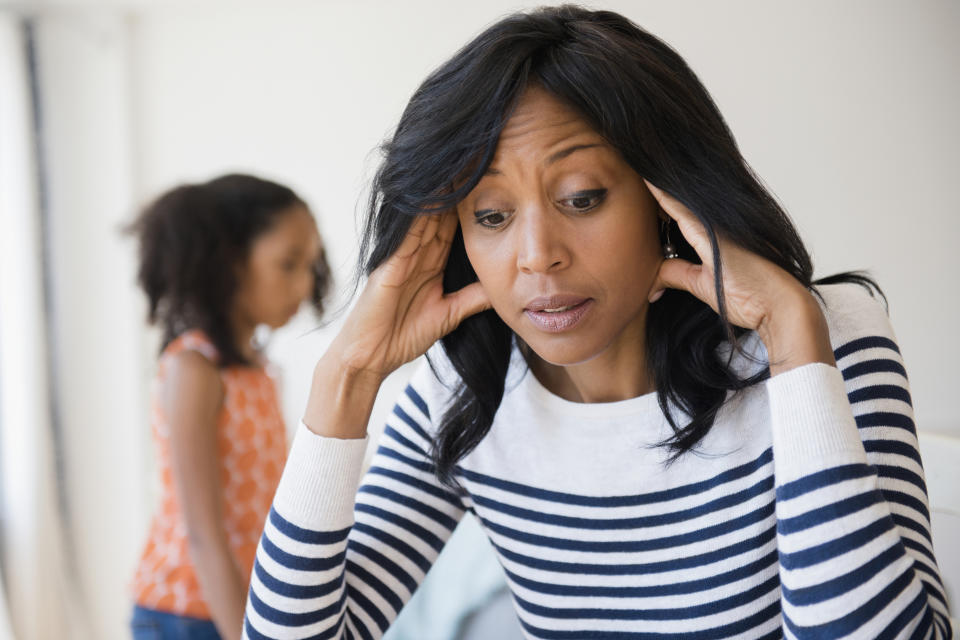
top-left (765, 287), bottom-right (951, 638)
top-left (243, 369), bottom-right (467, 640)
top-left (242, 212), bottom-right (490, 639)
top-left (165, 349), bottom-right (245, 640)
top-left (644, 182), bottom-right (951, 636)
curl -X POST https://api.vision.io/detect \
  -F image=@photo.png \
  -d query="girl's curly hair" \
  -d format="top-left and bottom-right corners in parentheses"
top-left (128, 173), bottom-right (331, 367)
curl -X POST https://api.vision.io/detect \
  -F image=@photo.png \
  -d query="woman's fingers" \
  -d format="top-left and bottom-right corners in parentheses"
top-left (420, 211), bottom-right (443, 248)
top-left (643, 179), bottom-right (713, 262)
top-left (394, 213), bottom-right (432, 260)
top-left (444, 281), bottom-right (492, 329)
top-left (648, 257), bottom-right (710, 307)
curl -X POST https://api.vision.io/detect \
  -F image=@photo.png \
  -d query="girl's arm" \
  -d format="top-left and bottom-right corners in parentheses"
top-left (165, 349), bottom-right (246, 640)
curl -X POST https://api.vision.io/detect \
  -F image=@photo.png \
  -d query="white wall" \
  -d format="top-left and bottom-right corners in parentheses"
top-left (4, 1), bottom-right (958, 638)
top-left (129, 0), bottom-right (960, 435)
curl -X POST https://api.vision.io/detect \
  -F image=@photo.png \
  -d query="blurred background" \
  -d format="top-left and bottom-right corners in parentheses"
top-left (0, 0), bottom-right (957, 638)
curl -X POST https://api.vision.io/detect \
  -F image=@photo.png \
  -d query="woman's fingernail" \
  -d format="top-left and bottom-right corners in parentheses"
top-left (649, 289), bottom-right (664, 303)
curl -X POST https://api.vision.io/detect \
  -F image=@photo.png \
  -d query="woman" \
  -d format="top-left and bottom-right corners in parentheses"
top-left (243, 6), bottom-right (950, 639)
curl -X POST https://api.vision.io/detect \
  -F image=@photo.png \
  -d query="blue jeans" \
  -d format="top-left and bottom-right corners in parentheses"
top-left (130, 605), bottom-right (222, 640)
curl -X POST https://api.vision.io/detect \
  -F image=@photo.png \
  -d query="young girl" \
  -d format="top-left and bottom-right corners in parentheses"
top-left (244, 7), bottom-right (951, 640)
top-left (128, 174), bottom-right (331, 640)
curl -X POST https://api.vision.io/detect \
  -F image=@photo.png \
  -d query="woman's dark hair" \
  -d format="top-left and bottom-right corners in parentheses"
top-left (361, 5), bottom-right (880, 484)
top-left (129, 173), bottom-right (332, 367)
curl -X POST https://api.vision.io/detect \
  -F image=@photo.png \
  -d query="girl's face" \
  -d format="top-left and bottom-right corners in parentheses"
top-left (456, 87), bottom-right (664, 367)
top-left (233, 205), bottom-right (321, 330)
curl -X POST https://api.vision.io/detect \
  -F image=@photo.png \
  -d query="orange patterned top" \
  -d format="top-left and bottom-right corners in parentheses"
top-left (131, 330), bottom-right (288, 618)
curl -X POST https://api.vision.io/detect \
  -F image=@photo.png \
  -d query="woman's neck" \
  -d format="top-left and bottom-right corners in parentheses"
top-left (523, 332), bottom-right (655, 404)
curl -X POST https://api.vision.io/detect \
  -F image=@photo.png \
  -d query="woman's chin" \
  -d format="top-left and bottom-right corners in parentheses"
top-left (519, 336), bottom-right (607, 368)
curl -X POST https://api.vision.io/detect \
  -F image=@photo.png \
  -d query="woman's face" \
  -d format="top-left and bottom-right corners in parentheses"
top-left (456, 87), bottom-right (664, 366)
top-left (234, 205), bottom-right (321, 330)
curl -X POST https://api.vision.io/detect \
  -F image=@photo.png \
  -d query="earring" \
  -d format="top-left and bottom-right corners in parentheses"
top-left (661, 218), bottom-right (679, 259)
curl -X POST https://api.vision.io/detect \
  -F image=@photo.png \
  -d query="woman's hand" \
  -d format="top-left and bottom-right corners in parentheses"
top-left (304, 211), bottom-right (490, 439)
top-left (330, 210), bottom-right (491, 381)
top-left (643, 179), bottom-right (835, 374)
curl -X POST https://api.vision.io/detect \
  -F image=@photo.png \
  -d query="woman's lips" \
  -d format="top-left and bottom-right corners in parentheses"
top-left (523, 296), bottom-right (593, 333)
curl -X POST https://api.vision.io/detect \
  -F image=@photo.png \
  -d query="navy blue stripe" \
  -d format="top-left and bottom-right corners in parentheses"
top-left (253, 557), bottom-right (342, 599)
top-left (354, 502), bottom-right (445, 552)
top-left (503, 548), bottom-right (778, 598)
top-left (915, 572), bottom-right (950, 610)
top-left (842, 358), bottom-right (908, 381)
top-left (908, 606), bottom-right (936, 640)
top-left (512, 574), bottom-right (780, 621)
top-left (493, 524), bottom-right (776, 575)
top-left (268, 507), bottom-right (350, 545)
top-left (248, 581), bottom-right (346, 626)
top-left (346, 609), bottom-right (372, 640)
top-left (357, 484), bottom-right (459, 530)
top-left (383, 423), bottom-right (428, 458)
top-left (878, 590), bottom-right (930, 640)
top-left (345, 559), bottom-right (404, 614)
top-left (347, 539), bottom-right (418, 594)
top-left (245, 610), bottom-right (345, 640)
top-left (902, 536), bottom-right (938, 567)
top-left (403, 384), bottom-right (431, 421)
top-left (856, 411), bottom-right (917, 434)
top-left (863, 439), bottom-right (922, 466)
top-left (781, 542), bottom-right (904, 605)
top-left (783, 567), bottom-right (917, 638)
top-left (894, 514), bottom-right (936, 552)
top-left (516, 600), bottom-right (782, 639)
top-left (876, 464), bottom-right (929, 494)
top-left (883, 488), bottom-right (931, 522)
top-left (777, 463), bottom-right (873, 501)
top-left (848, 384), bottom-right (912, 406)
top-left (778, 490), bottom-right (884, 535)
top-left (472, 475), bottom-right (772, 530)
top-left (366, 465), bottom-right (462, 510)
top-left (459, 447), bottom-right (773, 508)
top-left (375, 443), bottom-right (436, 474)
top-left (390, 405), bottom-right (431, 449)
top-left (346, 579), bottom-right (389, 633)
top-left (480, 500), bottom-right (774, 553)
top-left (834, 335), bottom-right (900, 360)
top-left (260, 533), bottom-right (345, 572)
top-left (353, 521), bottom-right (431, 574)
top-left (780, 516), bottom-right (894, 570)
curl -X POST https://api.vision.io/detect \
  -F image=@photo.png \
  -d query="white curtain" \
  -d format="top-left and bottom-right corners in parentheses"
top-left (0, 8), bottom-right (148, 639)
top-left (0, 12), bottom-right (71, 640)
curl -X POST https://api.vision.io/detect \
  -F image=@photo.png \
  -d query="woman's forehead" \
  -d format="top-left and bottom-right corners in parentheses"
top-left (492, 88), bottom-right (606, 164)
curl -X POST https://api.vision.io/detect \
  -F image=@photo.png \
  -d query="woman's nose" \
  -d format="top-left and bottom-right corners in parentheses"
top-left (515, 205), bottom-right (570, 274)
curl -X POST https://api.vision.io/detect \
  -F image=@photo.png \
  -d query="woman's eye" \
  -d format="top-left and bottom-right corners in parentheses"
top-left (560, 189), bottom-right (606, 212)
top-left (475, 210), bottom-right (509, 228)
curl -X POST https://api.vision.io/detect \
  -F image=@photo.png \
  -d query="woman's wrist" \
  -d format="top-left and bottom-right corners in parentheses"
top-left (758, 288), bottom-right (836, 377)
top-left (302, 349), bottom-right (384, 439)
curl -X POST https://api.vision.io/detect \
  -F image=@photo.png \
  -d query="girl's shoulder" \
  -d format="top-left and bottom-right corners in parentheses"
top-left (162, 329), bottom-right (220, 366)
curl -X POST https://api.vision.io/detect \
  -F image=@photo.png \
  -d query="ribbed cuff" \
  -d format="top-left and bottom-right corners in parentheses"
top-left (767, 362), bottom-right (866, 482)
top-left (272, 421), bottom-right (369, 531)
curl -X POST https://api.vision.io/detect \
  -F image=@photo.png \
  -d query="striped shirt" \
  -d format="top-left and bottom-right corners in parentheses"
top-left (243, 283), bottom-right (952, 639)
